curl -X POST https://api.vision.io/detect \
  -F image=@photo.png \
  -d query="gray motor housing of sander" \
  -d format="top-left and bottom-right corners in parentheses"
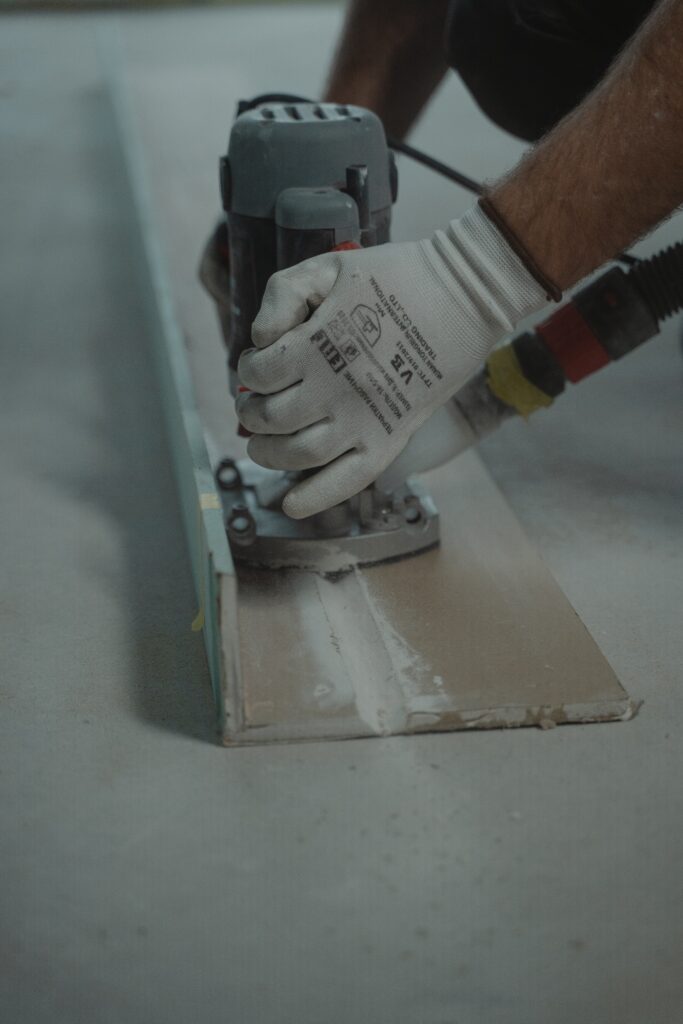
top-left (220, 101), bottom-right (397, 381)
top-left (216, 101), bottom-right (440, 571)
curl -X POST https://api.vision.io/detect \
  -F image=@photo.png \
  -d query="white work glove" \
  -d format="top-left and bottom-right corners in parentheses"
top-left (376, 400), bottom-right (477, 492)
top-left (237, 204), bottom-right (548, 519)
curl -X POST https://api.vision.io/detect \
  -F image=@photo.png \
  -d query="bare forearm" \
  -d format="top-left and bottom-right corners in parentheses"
top-left (490, 0), bottom-right (683, 291)
top-left (322, 0), bottom-right (450, 138)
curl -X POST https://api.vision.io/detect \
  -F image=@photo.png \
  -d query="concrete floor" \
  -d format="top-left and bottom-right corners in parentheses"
top-left (1, 7), bottom-right (682, 1024)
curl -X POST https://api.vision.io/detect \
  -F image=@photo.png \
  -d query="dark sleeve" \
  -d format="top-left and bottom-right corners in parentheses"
top-left (445, 0), bottom-right (657, 142)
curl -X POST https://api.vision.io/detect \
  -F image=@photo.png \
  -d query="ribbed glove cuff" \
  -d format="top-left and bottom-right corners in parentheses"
top-left (426, 203), bottom-right (551, 352)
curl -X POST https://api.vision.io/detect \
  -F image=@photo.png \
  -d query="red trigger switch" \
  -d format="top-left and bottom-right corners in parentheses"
top-left (331, 241), bottom-right (362, 252)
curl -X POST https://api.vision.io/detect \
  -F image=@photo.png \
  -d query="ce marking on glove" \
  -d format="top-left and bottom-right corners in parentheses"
top-left (351, 304), bottom-right (381, 346)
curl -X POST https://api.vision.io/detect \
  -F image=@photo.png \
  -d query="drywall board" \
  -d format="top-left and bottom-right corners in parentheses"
top-left (109, 45), bottom-right (636, 743)
top-left (235, 451), bottom-right (635, 743)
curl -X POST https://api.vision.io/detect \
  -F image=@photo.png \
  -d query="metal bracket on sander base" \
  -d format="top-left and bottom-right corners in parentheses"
top-left (215, 458), bottom-right (440, 572)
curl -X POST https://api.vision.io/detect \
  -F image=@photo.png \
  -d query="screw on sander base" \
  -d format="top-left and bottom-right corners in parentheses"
top-left (216, 457), bottom-right (242, 491)
top-left (227, 503), bottom-right (256, 546)
top-left (402, 497), bottom-right (425, 525)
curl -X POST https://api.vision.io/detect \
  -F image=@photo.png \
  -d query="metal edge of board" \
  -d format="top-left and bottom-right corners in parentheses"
top-left (99, 25), bottom-right (241, 740)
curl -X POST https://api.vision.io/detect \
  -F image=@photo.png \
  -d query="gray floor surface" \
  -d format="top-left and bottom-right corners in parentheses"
top-left (1, 8), bottom-right (682, 1024)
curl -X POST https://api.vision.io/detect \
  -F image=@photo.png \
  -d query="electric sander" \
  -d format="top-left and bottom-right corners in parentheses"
top-left (214, 99), bottom-right (439, 571)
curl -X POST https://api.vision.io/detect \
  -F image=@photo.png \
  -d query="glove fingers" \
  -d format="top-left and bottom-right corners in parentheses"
top-left (281, 449), bottom-right (380, 520)
top-left (238, 331), bottom-right (305, 395)
top-left (235, 384), bottom-right (326, 436)
top-left (252, 258), bottom-right (339, 348)
top-left (246, 421), bottom-right (345, 473)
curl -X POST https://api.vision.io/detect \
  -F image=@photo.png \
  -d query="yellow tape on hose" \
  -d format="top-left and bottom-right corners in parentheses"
top-left (486, 344), bottom-right (554, 419)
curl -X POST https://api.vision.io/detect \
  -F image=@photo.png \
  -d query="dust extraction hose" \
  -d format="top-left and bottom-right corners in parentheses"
top-left (629, 241), bottom-right (683, 322)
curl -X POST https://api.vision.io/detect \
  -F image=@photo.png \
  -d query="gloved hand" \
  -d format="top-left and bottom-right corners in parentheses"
top-left (376, 399), bottom-right (477, 492)
top-left (237, 204), bottom-right (549, 519)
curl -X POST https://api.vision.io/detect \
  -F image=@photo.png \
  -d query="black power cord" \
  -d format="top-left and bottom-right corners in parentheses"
top-left (388, 139), bottom-right (483, 195)
top-left (236, 93), bottom-right (638, 267)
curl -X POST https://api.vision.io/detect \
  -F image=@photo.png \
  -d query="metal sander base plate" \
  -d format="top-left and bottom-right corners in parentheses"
top-left (216, 458), bottom-right (440, 572)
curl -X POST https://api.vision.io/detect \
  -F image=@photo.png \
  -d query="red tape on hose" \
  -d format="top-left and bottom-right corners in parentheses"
top-left (536, 302), bottom-right (610, 383)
